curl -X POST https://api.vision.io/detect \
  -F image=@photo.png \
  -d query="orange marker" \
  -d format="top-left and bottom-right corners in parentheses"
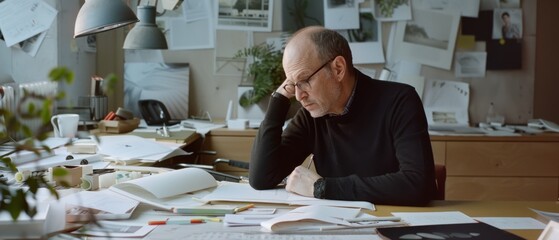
top-left (148, 219), bottom-right (205, 225)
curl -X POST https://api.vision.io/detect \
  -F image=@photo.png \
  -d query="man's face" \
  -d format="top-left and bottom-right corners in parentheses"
top-left (502, 14), bottom-right (511, 25)
top-left (284, 58), bottom-right (341, 118)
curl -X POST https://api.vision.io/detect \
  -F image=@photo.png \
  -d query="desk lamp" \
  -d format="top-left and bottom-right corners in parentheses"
top-left (122, 5), bottom-right (168, 49)
top-left (74, 0), bottom-right (183, 49)
top-left (73, 0), bottom-right (138, 38)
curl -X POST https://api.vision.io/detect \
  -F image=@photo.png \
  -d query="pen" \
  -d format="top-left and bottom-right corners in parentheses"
top-left (148, 218), bottom-right (205, 225)
top-left (162, 123), bottom-right (170, 137)
top-left (234, 203), bottom-right (255, 213)
top-left (344, 216), bottom-right (401, 223)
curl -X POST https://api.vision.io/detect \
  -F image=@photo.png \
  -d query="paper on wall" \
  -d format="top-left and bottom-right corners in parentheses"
top-left (0, 0), bottom-right (58, 47)
top-left (423, 79), bottom-right (470, 128)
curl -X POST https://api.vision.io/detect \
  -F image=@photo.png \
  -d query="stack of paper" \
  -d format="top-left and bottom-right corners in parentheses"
top-left (0, 188), bottom-right (53, 239)
top-left (60, 190), bottom-right (140, 222)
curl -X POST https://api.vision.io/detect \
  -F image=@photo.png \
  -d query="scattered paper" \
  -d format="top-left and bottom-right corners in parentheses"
top-left (392, 211), bottom-right (477, 226)
top-left (73, 221), bottom-right (155, 238)
top-left (531, 208), bottom-right (559, 223)
top-left (475, 217), bottom-right (546, 230)
top-left (61, 190), bottom-right (139, 215)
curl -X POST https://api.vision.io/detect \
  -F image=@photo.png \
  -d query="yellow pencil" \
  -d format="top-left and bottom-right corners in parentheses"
top-left (234, 203), bottom-right (255, 213)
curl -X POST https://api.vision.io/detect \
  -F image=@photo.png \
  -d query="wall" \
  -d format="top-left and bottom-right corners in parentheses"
top-left (534, 0), bottom-right (559, 123)
top-left (94, 0), bottom-right (552, 124)
top-left (0, 0), bottom-right (96, 107)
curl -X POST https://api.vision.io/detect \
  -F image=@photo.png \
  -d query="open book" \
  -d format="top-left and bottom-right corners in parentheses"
top-left (261, 205), bottom-right (402, 233)
top-left (108, 168), bottom-right (217, 210)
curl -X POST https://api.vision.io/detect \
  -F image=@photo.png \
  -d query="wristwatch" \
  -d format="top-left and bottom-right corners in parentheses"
top-left (313, 178), bottom-right (326, 199)
top-left (271, 91), bottom-right (283, 98)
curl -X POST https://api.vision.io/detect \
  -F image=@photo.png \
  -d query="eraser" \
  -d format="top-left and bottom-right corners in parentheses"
top-left (228, 119), bottom-right (249, 130)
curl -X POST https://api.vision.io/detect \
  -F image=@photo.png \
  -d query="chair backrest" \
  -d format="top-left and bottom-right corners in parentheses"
top-left (434, 164), bottom-right (447, 200)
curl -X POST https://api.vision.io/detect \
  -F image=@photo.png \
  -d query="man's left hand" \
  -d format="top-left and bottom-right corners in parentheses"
top-left (285, 166), bottom-right (322, 197)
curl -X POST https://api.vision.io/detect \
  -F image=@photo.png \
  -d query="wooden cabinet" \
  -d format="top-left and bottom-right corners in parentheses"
top-left (431, 135), bottom-right (559, 201)
top-left (198, 128), bottom-right (258, 176)
top-left (201, 128), bottom-right (559, 200)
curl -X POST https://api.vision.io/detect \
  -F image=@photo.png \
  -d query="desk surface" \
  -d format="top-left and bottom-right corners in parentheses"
top-left (207, 127), bottom-right (559, 141)
top-left (373, 200), bottom-right (559, 240)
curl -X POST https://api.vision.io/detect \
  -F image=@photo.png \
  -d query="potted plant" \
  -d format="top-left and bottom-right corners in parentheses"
top-left (376, 0), bottom-right (409, 17)
top-left (234, 43), bottom-right (285, 107)
top-left (0, 67), bottom-right (116, 224)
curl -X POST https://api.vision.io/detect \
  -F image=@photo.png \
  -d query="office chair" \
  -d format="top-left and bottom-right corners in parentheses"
top-left (434, 164), bottom-right (447, 200)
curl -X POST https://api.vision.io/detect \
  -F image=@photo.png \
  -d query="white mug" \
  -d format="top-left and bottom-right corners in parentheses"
top-left (51, 114), bottom-right (79, 138)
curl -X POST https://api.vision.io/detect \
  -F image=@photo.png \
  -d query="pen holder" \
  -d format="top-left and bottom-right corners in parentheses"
top-left (98, 118), bottom-right (140, 133)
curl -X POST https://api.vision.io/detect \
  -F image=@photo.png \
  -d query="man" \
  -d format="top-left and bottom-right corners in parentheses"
top-left (249, 26), bottom-right (435, 206)
top-left (501, 11), bottom-right (520, 39)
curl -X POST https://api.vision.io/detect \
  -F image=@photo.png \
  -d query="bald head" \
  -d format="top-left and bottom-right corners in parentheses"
top-left (284, 26), bottom-right (353, 70)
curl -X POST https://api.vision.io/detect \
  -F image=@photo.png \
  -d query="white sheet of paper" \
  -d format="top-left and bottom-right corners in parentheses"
top-left (474, 217), bottom-right (546, 230)
top-left (342, 8), bottom-right (385, 64)
top-left (0, 0), bottom-right (57, 47)
top-left (261, 205), bottom-right (363, 232)
top-left (224, 214), bottom-right (276, 226)
top-left (96, 135), bottom-right (175, 160)
top-left (323, 0), bottom-right (360, 30)
top-left (423, 79), bottom-right (470, 127)
top-left (455, 52), bottom-right (487, 78)
top-left (413, 0), bottom-right (481, 17)
top-left (372, 0), bottom-right (412, 22)
top-left (18, 30), bottom-right (48, 57)
top-left (391, 8), bottom-right (460, 70)
top-left (145, 222), bottom-right (382, 239)
top-left (61, 190), bottom-right (139, 214)
top-left (392, 211), bottom-right (477, 226)
top-left (530, 208), bottom-right (559, 223)
top-left (73, 221), bottom-right (155, 238)
top-left (202, 182), bottom-right (375, 210)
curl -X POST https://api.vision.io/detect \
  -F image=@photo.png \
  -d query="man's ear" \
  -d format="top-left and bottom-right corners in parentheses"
top-left (332, 56), bottom-right (346, 82)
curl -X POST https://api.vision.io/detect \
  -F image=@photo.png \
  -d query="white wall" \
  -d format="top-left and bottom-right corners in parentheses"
top-left (0, 0), bottom-right (96, 106)
top-left (99, 0), bottom-right (539, 124)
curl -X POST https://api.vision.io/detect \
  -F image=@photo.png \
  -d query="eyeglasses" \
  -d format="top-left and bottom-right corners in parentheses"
top-left (283, 58), bottom-right (335, 94)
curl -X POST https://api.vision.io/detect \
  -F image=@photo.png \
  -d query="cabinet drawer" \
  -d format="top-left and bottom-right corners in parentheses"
top-left (200, 136), bottom-right (254, 173)
top-left (431, 141), bottom-right (445, 165)
top-left (446, 142), bottom-right (559, 177)
top-left (446, 176), bottom-right (559, 201)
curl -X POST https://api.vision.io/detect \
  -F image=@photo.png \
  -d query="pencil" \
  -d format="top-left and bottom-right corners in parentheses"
top-left (307, 155), bottom-right (314, 169)
top-left (234, 203), bottom-right (255, 213)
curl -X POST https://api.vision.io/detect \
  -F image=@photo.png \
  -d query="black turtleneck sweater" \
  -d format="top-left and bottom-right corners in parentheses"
top-left (249, 69), bottom-right (435, 206)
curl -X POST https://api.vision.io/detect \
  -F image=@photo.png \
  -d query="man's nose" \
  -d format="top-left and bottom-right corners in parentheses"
top-left (295, 87), bottom-right (307, 101)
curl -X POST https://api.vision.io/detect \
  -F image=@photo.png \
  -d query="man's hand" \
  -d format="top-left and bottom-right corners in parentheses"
top-left (275, 79), bottom-right (295, 99)
top-left (285, 166), bottom-right (321, 197)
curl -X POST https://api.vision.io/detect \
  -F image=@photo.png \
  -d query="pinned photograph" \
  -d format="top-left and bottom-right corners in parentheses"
top-left (336, 8), bottom-right (384, 64)
top-left (324, 0), bottom-right (359, 30)
top-left (412, 0), bottom-right (480, 18)
top-left (493, 9), bottom-right (522, 39)
top-left (391, 8), bottom-right (460, 70)
top-left (454, 52), bottom-right (487, 78)
top-left (124, 62), bottom-right (190, 120)
top-left (217, 0), bottom-right (273, 32)
top-left (372, 0), bottom-right (411, 22)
